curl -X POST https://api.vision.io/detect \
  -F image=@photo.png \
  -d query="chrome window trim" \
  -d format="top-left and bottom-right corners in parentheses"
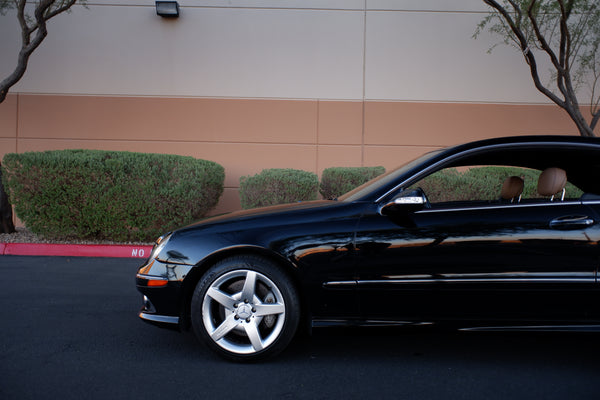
top-left (414, 200), bottom-right (582, 214)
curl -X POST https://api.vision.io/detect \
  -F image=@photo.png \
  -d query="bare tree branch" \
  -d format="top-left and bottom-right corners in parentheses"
top-left (478, 0), bottom-right (599, 137)
top-left (0, 0), bottom-right (80, 103)
top-left (484, 0), bottom-right (566, 107)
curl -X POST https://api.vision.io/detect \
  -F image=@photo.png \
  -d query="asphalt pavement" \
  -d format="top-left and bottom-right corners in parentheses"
top-left (1, 255), bottom-right (598, 400)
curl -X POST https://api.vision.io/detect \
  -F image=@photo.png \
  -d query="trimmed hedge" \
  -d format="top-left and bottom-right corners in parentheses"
top-left (1, 150), bottom-right (225, 242)
top-left (320, 166), bottom-right (386, 199)
top-left (239, 168), bottom-right (318, 209)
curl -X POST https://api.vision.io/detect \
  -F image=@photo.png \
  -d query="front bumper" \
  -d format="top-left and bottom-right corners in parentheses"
top-left (138, 295), bottom-right (180, 330)
top-left (136, 257), bottom-right (194, 330)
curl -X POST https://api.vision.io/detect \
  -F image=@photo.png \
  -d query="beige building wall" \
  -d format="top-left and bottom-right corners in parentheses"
top-left (0, 1), bottom-right (596, 217)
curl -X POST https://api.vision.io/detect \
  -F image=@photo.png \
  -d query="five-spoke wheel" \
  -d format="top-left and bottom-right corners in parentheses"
top-left (191, 256), bottom-right (299, 361)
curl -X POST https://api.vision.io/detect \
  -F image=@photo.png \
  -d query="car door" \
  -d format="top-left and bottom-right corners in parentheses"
top-left (582, 193), bottom-right (600, 282)
top-left (353, 198), bottom-right (600, 325)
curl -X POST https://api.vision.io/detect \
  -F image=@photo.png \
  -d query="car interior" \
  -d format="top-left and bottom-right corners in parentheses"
top-left (405, 145), bottom-right (600, 210)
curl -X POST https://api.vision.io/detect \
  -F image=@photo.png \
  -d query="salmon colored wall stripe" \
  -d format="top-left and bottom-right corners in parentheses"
top-left (0, 95), bottom-right (18, 160)
top-left (364, 102), bottom-right (581, 147)
top-left (0, 96), bottom-right (17, 135)
top-left (16, 95), bottom-right (319, 143)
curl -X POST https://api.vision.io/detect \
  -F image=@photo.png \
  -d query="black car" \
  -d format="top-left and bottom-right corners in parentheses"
top-left (136, 135), bottom-right (600, 361)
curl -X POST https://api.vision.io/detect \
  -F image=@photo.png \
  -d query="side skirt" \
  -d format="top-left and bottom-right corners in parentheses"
top-left (460, 325), bottom-right (600, 332)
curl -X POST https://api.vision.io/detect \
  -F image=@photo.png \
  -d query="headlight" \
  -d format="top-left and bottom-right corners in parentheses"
top-left (149, 232), bottom-right (172, 260)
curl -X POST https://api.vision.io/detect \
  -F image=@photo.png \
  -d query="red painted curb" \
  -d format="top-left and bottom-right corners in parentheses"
top-left (1, 243), bottom-right (153, 258)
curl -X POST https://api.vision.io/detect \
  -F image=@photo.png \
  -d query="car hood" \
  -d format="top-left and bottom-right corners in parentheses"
top-left (158, 199), bottom-right (364, 266)
top-left (182, 200), bottom-right (340, 231)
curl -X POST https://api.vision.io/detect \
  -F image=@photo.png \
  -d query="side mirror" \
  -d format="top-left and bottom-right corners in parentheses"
top-left (380, 189), bottom-right (427, 215)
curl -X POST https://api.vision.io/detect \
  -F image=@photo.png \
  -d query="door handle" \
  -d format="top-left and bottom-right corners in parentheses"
top-left (549, 215), bottom-right (595, 230)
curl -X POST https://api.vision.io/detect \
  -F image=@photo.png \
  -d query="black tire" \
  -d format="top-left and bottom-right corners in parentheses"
top-left (190, 255), bottom-right (300, 361)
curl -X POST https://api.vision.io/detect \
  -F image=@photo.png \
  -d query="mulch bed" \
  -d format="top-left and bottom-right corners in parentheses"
top-left (0, 227), bottom-right (152, 245)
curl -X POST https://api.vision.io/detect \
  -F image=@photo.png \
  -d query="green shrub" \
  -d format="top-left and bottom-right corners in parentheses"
top-left (320, 166), bottom-right (386, 199)
top-left (410, 166), bottom-right (583, 203)
top-left (239, 168), bottom-right (318, 209)
top-left (1, 150), bottom-right (225, 242)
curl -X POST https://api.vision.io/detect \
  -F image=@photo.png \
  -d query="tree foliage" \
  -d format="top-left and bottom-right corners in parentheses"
top-left (0, 0), bottom-right (85, 103)
top-left (475, 0), bottom-right (600, 136)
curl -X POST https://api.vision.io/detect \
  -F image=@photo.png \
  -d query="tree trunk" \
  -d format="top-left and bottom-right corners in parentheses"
top-left (0, 163), bottom-right (16, 234)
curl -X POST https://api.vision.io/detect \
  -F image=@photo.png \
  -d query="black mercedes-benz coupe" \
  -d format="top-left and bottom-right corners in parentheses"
top-left (136, 135), bottom-right (600, 361)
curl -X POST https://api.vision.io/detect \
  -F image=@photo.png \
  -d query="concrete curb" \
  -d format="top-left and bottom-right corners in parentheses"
top-left (0, 243), bottom-right (153, 258)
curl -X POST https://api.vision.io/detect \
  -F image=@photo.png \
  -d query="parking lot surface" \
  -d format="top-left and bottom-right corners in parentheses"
top-left (0, 256), bottom-right (598, 400)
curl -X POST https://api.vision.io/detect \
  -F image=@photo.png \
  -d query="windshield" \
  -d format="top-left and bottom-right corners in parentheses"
top-left (338, 149), bottom-right (444, 202)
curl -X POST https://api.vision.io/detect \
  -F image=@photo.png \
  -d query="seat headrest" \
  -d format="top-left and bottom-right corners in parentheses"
top-left (501, 176), bottom-right (524, 200)
top-left (537, 167), bottom-right (567, 196)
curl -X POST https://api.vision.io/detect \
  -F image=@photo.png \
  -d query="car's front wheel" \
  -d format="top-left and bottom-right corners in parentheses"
top-left (191, 255), bottom-right (299, 361)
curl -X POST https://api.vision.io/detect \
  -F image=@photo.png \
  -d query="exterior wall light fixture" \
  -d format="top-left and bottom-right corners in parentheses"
top-left (156, 1), bottom-right (179, 18)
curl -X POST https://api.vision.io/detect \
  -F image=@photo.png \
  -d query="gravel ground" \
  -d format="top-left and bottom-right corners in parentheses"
top-left (0, 227), bottom-right (152, 245)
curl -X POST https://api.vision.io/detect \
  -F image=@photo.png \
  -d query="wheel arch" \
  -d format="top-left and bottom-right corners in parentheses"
top-left (178, 245), bottom-right (304, 331)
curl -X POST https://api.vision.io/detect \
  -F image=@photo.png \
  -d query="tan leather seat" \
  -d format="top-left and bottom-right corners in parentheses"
top-left (500, 176), bottom-right (524, 203)
top-left (537, 167), bottom-right (567, 201)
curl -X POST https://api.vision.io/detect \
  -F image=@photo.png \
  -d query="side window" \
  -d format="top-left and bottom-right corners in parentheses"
top-left (407, 166), bottom-right (583, 207)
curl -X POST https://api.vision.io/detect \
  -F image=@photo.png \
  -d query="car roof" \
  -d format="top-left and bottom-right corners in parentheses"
top-left (442, 135), bottom-right (600, 167)
top-left (448, 135), bottom-right (600, 148)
